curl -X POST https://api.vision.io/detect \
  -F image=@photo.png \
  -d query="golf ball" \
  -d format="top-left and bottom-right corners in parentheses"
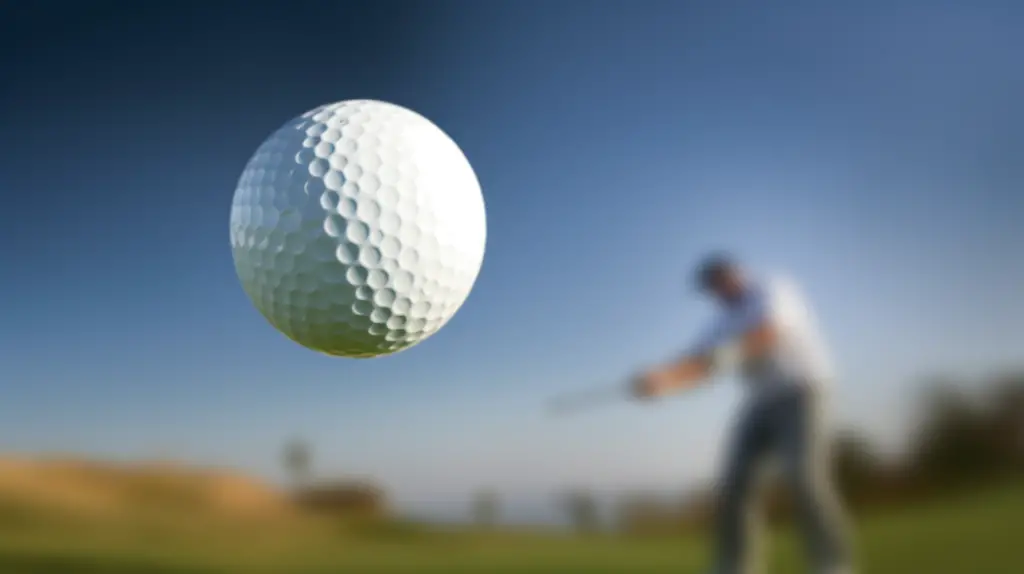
top-left (230, 100), bottom-right (486, 358)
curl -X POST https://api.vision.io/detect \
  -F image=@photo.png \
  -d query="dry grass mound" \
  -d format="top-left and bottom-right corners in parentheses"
top-left (0, 455), bottom-right (295, 526)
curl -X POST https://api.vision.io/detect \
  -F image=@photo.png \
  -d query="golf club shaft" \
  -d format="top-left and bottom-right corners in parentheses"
top-left (547, 382), bottom-right (630, 414)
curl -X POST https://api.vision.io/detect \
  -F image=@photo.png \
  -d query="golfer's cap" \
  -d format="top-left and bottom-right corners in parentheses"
top-left (694, 252), bottom-right (738, 291)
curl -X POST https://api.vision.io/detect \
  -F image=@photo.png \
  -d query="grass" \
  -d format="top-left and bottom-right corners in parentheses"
top-left (0, 483), bottom-right (1021, 573)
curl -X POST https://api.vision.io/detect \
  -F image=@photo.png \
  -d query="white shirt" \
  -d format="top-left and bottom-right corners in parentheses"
top-left (689, 275), bottom-right (835, 394)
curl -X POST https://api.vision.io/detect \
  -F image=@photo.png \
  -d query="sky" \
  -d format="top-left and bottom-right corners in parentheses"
top-left (1, 0), bottom-right (1022, 524)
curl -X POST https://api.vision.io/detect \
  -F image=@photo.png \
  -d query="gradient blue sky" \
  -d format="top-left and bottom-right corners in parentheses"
top-left (2, 1), bottom-right (1022, 523)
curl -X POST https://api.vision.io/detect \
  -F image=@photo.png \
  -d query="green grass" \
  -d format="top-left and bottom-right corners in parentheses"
top-left (0, 484), bottom-right (1021, 573)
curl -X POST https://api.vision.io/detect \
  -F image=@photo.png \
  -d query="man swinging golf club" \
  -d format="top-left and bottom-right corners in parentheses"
top-left (632, 253), bottom-right (854, 574)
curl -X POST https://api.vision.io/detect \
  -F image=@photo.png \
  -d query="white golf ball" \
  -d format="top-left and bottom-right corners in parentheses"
top-left (230, 100), bottom-right (486, 358)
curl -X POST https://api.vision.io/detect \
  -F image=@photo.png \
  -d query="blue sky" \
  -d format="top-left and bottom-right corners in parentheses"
top-left (2, 1), bottom-right (1022, 522)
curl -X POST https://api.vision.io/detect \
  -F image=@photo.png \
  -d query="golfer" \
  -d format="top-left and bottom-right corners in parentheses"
top-left (633, 253), bottom-right (853, 574)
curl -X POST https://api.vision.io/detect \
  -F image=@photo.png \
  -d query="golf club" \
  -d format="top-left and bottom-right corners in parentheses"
top-left (545, 381), bottom-right (633, 416)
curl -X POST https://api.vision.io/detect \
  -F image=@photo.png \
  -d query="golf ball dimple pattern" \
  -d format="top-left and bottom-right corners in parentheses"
top-left (230, 100), bottom-right (486, 358)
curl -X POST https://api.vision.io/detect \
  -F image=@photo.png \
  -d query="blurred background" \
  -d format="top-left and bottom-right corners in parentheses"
top-left (1, 1), bottom-right (1022, 572)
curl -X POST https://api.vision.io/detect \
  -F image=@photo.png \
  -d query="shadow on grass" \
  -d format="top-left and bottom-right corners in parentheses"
top-left (0, 549), bottom-right (224, 574)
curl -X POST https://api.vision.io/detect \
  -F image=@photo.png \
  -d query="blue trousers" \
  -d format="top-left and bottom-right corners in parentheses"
top-left (712, 383), bottom-right (853, 574)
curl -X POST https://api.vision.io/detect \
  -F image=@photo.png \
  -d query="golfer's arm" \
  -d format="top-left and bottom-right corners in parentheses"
top-left (663, 319), bottom-right (779, 391)
top-left (660, 354), bottom-right (714, 390)
top-left (739, 320), bottom-right (778, 359)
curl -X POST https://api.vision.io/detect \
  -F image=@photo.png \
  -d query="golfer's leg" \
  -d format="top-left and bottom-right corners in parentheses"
top-left (712, 401), bottom-right (770, 574)
top-left (778, 386), bottom-right (853, 573)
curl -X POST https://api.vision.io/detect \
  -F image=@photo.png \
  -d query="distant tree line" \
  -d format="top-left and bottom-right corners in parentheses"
top-left (280, 438), bottom-right (387, 518)
top-left (472, 489), bottom-right (500, 528)
top-left (278, 373), bottom-right (1023, 530)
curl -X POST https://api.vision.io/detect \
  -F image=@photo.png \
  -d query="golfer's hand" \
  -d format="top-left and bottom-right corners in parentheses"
top-left (631, 369), bottom-right (677, 399)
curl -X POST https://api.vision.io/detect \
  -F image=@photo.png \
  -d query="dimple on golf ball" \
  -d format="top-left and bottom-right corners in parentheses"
top-left (230, 100), bottom-right (486, 358)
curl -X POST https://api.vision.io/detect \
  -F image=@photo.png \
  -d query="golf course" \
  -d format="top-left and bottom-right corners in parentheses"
top-left (0, 455), bottom-right (1019, 574)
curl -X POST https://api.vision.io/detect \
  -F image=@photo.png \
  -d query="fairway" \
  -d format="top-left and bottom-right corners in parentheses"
top-left (0, 483), bottom-right (1020, 573)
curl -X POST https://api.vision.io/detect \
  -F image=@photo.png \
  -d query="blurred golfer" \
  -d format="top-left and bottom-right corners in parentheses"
top-left (633, 253), bottom-right (853, 574)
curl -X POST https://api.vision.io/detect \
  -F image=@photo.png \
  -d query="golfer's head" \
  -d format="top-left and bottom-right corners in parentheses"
top-left (694, 253), bottom-right (746, 306)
